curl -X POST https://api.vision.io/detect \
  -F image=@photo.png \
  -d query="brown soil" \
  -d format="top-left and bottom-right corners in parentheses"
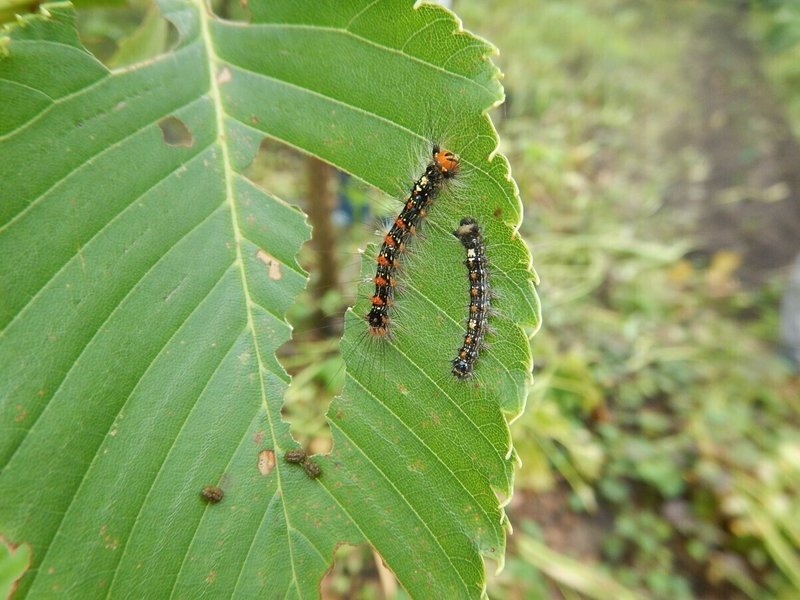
top-left (674, 5), bottom-right (800, 286)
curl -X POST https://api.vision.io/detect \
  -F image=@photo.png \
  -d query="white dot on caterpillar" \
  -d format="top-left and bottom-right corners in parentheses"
top-left (366, 146), bottom-right (461, 337)
top-left (452, 216), bottom-right (490, 380)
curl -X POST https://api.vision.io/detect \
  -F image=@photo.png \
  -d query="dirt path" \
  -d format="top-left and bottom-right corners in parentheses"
top-left (518, 6), bottom-right (800, 598)
top-left (682, 6), bottom-right (800, 286)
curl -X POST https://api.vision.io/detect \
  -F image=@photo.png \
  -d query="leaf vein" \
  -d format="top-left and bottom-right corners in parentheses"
top-left (348, 298), bottom-right (511, 479)
top-left (1, 202), bottom-right (229, 469)
top-left (344, 0), bottom-right (381, 30)
top-left (168, 391), bottom-right (274, 596)
top-left (25, 262), bottom-right (237, 595)
top-left (199, 1), bottom-right (304, 595)
top-left (343, 372), bottom-right (499, 532)
top-left (1, 140), bottom-right (217, 336)
top-left (0, 76), bottom-right (56, 102)
top-left (288, 526), bottom-right (328, 565)
top-left (0, 39), bottom-right (201, 142)
top-left (399, 17), bottom-right (451, 53)
top-left (0, 92), bottom-right (209, 234)
top-left (328, 421), bottom-right (473, 596)
top-left (223, 61), bottom-right (418, 145)
top-left (106, 321), bottom-right (249, 599)
top-left (229, 21), bottom-right (495, 96)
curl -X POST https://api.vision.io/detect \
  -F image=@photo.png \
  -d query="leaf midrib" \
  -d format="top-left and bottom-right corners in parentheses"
top-left (196, 0), bottom-right (304, 597)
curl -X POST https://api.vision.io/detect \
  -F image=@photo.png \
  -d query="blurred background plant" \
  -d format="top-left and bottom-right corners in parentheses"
top-left (6, 0), bottom-right (799, 596)
top-left (470, 1), bottom-right (800, 598)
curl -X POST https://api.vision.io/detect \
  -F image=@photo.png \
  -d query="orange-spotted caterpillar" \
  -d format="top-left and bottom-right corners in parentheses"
top-left (366, 146), bottom-right (460, 336)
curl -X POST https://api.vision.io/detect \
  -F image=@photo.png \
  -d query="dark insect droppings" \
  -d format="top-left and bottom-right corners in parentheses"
top-left (284, 449), bottom-right (307, 464)
top-left (302, 459), bottom-right (322, 479)
top-left (201, 485), bottom-right (224, 503)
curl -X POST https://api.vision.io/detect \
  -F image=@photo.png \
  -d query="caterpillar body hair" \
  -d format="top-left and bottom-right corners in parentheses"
top-left (451, 216), bottom-right (491, 379)
top-left (366, 146), bottom-right (460, 336)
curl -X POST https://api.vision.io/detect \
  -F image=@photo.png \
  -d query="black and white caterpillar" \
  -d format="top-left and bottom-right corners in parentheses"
top-left (451, 217), bottom-right (490, 379)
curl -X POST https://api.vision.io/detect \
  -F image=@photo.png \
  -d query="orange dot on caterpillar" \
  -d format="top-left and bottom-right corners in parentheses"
top-left (366, 145), bottom-right (460, 338)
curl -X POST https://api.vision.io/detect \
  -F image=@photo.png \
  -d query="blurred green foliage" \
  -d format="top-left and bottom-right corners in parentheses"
top-left (751, 0), bottom-right (800, 138)
top-left (462, 0), bottom-right (800, 597)
top-left (751, 0), bottom-right (800, 52)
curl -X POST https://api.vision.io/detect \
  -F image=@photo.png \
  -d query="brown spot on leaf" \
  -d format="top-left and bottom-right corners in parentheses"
top-left (0, 536), bottom-right (31, 598)
top-left (252, 430), bottom-right (265, 445)
top-left (408, 459), bottom-right (426, 473)
top-left (158, 116), bottom-right (194, 147)
top-left (256, 249), bottom-right (282, 280)
top-left (258, 449), bottom-right (275, 475)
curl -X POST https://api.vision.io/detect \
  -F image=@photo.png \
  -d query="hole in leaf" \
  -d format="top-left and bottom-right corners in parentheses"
top-left (158, 116), bottom-right (194, 147)
top-left (320, 544), bottom-right (397, 598)
top-left (251, 140), bottom-right (342, 449)
top-left (209, 0), bottom-right (252, 23)
top-left (76, 3), bottom-right (176, 68)
top-left (164, 19), bottom-right (180, 53)
top-left (252, 137), bottom-right (420, 450)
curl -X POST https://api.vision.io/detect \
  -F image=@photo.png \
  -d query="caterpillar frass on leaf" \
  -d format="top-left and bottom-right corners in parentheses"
top-left (366, 145), bottom-right (460, 336)
top-left (452, 217), bottom-right (490, 379)
top-left (200, 485), bottom-right (224, 504)
top-left (284, 449), bottom-right (307, 464)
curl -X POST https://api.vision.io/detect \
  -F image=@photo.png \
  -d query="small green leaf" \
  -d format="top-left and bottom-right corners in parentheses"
top-left (107, 2), bottom-right (170, 68)
top-left (516, 533), bottom-right (639, 600)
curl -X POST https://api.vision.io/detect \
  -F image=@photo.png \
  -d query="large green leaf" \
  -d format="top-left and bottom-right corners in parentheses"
top-left (0, 0), bottom-right (540, 597)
